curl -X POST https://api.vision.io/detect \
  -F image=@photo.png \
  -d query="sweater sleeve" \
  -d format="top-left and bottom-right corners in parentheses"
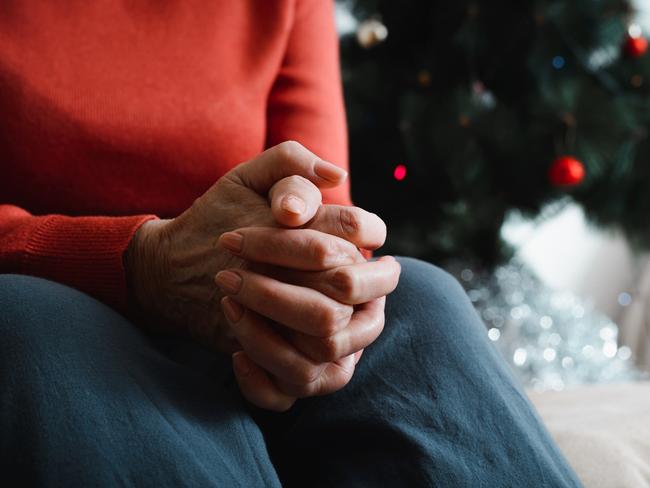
top-left (0, 205), bottom-right (157, 312)
top-left (266, 0), bottom-right (351, 207)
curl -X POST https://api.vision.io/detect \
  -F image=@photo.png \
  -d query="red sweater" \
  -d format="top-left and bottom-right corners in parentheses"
top-left (0, 0), bottom-right (350, 311)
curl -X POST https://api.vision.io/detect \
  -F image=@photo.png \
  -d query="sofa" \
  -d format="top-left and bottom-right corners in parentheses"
top-left (529, 382), bottom-right (650, 487)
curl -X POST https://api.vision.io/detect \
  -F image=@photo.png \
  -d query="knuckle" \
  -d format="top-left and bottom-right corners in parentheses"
top-left (339, 207), bottom-right (362, 240)
top-left (296, 364), bottom-right (321, 385)
top-left (316, 335), bottom-right (341, 362)
top-left (316, 304), bottom-right (348, 336)
top-left (256, 284), bottom-right (279, 307)
top-left (332, 268), bottom-right (359, 302)
top-left (284, 174), bottom-right (308, 188)
top-left (279, 355), bottom-right (321, 385)
top-left (307, 235), bottom-right (334, 267)
top-left (190, 195), bottom-right (204, 211)
top-left (320, 237), bottom-right (356, 268)
top-left (321, 370), bottom-right (353, 396)
top-left (276, 140), bottom-right (303, 161)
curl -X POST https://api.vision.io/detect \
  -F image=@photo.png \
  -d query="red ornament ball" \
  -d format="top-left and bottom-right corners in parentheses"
top-left (549, 156), bottom-right (585, 187)
top-left (624, 35), bottom-right (649, 58)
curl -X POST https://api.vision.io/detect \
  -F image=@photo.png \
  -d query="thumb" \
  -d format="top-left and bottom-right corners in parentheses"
top-left (268, 176), bottom-right (322, 228)
top-left (228, 141), bottom-right (347, 195)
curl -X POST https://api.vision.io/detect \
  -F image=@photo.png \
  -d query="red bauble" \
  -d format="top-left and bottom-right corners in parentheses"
top-left (549, 156), bottom-right (585, 187)
top-left (624, 35), bottom-right (649, 58)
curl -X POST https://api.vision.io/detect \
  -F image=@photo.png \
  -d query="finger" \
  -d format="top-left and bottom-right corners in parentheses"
top-left (216, 269), bottom-right (353, 337)
top-left (273, 353), bottom-right (357, 398)
top-left (227, 141), bottom-right (347, 195)
top-left (289, 297), bottom-right (386, 363)
top-left (267, 256), bottom-right (401, 305)
top-left (355, 349), bottom-right (364, 364)
top-left (232, 351), bottom-right (296, 412)
top-left (307, 205), bottom-right (387, 250)
top-left (218, 227), bottom-right (365, 271)
top-left (268, 176), bottom-right (323, 228)
top-left (221, 297), bottom-right (328, 385)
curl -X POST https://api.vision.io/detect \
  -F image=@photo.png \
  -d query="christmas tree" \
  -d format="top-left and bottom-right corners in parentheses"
top-left (340, 0), bottom-right (650, 265)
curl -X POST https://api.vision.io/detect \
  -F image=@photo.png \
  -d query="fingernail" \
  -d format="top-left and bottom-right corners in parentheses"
top-left (215, 271), bottom-right (243, 295)
top-left (219, 232), bottom-right (243, 253)
top-left (221, 296), bottom-right (244, 323)
top-left (281, 194), bottom-right (306, 215)
top-left (314, 159), bottom-right (348, 182)
top-left (232, 352), bottom-right (251, 377)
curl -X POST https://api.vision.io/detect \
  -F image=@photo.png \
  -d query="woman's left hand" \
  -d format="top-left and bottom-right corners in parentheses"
top-left (216, 223), bottom-right (401, 411)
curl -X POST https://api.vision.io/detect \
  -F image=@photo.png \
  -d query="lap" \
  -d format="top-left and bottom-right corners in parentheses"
top-left (0, 262), bottom-right (580, 487)
top-left (0, 274), bottom-right (281, 487)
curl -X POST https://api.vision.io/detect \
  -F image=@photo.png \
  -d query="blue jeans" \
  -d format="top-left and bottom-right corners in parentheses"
top-left (0, 258), bottom-right (581, 487)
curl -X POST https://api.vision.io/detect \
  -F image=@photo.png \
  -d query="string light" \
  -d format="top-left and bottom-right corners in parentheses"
top-left (628, 24), bottom-right (642, 39)
top-left (393, 164), bottom-right (407, 181)
top-left (618, 292), bottom-right (632, 306)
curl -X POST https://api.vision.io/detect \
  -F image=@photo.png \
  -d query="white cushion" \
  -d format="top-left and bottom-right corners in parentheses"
top-left (528, 382), bottom-right (650, 488)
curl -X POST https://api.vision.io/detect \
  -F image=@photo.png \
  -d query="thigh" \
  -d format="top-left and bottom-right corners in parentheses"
top-left (0, 274), bottom-right (281, 488)
top-left (252, 258), bottom-right (582, 487)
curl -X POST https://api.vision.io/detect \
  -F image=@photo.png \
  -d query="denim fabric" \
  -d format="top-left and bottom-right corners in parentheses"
top-left (0, 258), bottom-right (582, 487)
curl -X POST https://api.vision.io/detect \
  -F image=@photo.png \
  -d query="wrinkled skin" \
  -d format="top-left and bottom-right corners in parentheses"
top-left (126, 141), bottom-right (400, 410)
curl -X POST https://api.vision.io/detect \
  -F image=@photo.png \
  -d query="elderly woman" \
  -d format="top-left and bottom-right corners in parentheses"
top-left (0, 1), bottom-right (581, 486)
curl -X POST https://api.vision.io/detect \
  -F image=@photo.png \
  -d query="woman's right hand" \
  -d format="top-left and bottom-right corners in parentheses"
top-left (125, 141), bottom-right (356, 353)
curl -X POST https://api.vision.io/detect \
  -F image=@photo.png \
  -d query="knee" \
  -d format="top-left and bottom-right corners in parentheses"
top-left (0, 274), bottom-right (121, 360)
top-left (390, 257), bottom-right (470, 314)
top-left (1, 275), bottom-right (69, 352)
top-left (0, 274), bottom-right (57, 338)
top-left (385, 257), bottom-right (485, 345)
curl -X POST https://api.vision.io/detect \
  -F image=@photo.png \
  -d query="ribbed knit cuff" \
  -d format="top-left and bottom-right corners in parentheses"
top-left (21, 214), bottom-right (158, 312)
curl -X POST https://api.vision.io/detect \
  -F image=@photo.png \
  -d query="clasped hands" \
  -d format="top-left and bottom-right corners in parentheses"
top-left (127, 141), bottom-right (400, 411)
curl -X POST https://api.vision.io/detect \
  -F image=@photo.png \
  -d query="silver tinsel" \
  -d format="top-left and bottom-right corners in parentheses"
top-left (450, 259), bottom-right (642, 392)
